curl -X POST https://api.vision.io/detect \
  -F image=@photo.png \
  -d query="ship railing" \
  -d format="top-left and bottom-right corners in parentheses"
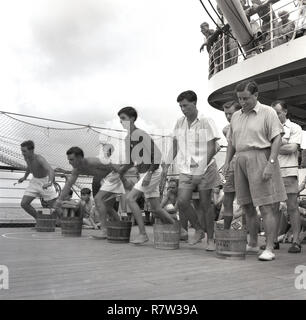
top-left (208, 0), bottom-right (306, 78)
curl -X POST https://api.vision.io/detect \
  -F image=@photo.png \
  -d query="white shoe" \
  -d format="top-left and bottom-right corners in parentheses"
top-left (206, 241), bottom-right (216, 252)
top-left (258, 249), bottom-right (275, 261)
top-left (130, 233), bottom-right (149, 245)
top-left (246, 244), bottom-right (259, 255)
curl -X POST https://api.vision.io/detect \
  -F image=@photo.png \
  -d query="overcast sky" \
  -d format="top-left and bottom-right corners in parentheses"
top-left (0, 0), bottom-right (229, 143)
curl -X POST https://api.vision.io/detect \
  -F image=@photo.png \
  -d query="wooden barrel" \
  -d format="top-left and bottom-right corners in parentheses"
top-left (215, 226), bottom-right (247, 260)
top-left (106, 221), bottom-right (132, 243)
top-left (153, 220), bottom-right (180, 250)
top-left (36, 210), bottom-right (56, 232)
top-left (61, 217), bottom-right (83, 237)
top-left (301, 149), bottom-right (306, 168)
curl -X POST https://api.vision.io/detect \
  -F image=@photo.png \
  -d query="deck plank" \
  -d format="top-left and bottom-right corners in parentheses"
top-left (0, 227), bottom-right (306, 300)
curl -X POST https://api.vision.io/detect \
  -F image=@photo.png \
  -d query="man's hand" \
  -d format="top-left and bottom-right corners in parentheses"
top-left (222, 162), bottom-right (230, 177)
top-left (18, 177), bottom-right (26, 184)
top-left (142, 172), bottom-right (152, 187)
top-left (42, 182), bottom-right (53, 190)
top-left (262, 162), bottom-right (274, 181)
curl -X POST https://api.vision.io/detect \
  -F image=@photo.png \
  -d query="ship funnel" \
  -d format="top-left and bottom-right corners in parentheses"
top-left (216, 0), bottom-right (254, 53)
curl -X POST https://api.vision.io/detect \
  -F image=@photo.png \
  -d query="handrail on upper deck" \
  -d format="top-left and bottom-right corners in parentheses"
top-left (207, 0), bottom-right (306, 78)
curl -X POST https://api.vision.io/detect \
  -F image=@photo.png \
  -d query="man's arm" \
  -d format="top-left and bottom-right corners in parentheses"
top-left (298, 176), bottom-right (306, 194)
top-left (207, 139), bottom-right (219, 166)
top-left (279, 143), bottom-right (299, 155)
top-left (262, 134), bottom-right (282, 181)
top-left (18, 167), bottom-right (31, 183)
top-left (224, 139), bottom-right (236, 167)
top-left (57, 169), bottom-right (79, 202)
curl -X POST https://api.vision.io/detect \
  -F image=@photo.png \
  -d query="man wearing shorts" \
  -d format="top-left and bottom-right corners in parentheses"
top-left (18, 140), bottom-right (57, 220)
top-left (224, 81), bottom-right (287, 261)
top-left (222, 101), bottom-right (241, 229)
top-left (116, 107), bottom-right (176, 244)
top-left (271, 100), bottom-right (303, 253)
top-left (162, 90), bottom-right (221, 250)
top-left (55, 147), bottom-right (120, 237)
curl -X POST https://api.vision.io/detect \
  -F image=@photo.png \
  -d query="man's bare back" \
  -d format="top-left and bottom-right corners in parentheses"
top-left (72, 157), bottom-right (113, 177)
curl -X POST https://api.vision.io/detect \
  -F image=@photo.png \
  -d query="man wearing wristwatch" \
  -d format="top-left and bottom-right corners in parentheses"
top-left (223, 81), bottom-right (287, 261)
top-left (117, 107), bottom-right (176, 244)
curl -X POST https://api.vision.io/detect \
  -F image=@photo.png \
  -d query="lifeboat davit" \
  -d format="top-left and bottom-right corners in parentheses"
top-left (216, 0), bottom-right (254, 52)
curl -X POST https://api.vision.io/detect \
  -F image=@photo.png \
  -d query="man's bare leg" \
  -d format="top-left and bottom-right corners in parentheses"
top-left (126, 188), bottom-right (149, 244)
top-left (242, 203), bottom-right (258, 248)
top-left (223, 192), bottom-right (235, 229)
top-left (193, 199), bottom-right (205, 231)
top-left (287, 194), bottom-right (301, 243)
top-left (259, 203), bottom-right (279, 251)
top-left (94, 190), bottom-right (118, 238)
top-left (178, 188), bottom-right (204, 245)
top-left (21, 196), bottom-right (37, 219)
top-left (199, 189), bottom-right (215, 250)
top-left (147, 198), bottom-right (175, 224)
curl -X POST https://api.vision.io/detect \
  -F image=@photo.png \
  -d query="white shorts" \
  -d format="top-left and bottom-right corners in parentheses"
top-left (133, 168), bottom-right (161, 199)
top-left (24, 177), bottom-right (57, 201)
top-left (100, 172), bottom-right (125, 195)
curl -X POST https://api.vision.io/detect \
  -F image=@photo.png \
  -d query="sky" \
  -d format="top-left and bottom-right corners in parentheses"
top-left (0, 0), bottom-right (229, 144)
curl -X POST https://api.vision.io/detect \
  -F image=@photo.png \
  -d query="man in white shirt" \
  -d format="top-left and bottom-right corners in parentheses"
top-left (271, 100), bottom-right (303, 253)
top-left (162, 90), bottom-right (221, 250)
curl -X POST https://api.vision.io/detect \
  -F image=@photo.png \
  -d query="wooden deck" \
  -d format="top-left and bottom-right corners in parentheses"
top-left (0, 226), bottom-right (306, 300)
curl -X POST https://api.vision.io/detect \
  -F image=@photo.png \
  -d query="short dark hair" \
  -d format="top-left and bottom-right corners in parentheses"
top-left (235, 80), bottom-right (258, 95)
top-left (21, 140), bottom-right (35, 150)
top-left (117, 107), bottom-right (138, 121)
top-left (66, 147), bottom-right (84, 158)
top-left (81, 188), bottom-right (91, 195)
top-left (177, 90), bottom-right (197, 103)
top-left (168, 178), bottom-right (179, 186)
top-left (271, 100), bottom-right (288, 111)
top-left (222, 101), bottom-right (241, 111)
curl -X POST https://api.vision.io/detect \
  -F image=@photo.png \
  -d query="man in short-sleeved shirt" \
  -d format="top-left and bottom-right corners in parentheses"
top-left (272, 100), bottom-right (303, 253)
top-left (222, 101), bottom-right (242, 229)
top-left (163, 90), bottom-right (221, 250)
top-left (224, 81), bottom-right (287, 261)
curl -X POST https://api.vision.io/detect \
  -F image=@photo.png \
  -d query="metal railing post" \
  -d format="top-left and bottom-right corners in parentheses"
top-left (222, 33), bottom-right (225, 70)
top-left (270, 3), bottom-right (274, 49)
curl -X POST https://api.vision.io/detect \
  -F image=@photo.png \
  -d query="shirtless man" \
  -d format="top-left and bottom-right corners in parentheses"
top-left (18, 140), bottom-right (57, 220)
top-left (54, 147), bottom-right (121, 235)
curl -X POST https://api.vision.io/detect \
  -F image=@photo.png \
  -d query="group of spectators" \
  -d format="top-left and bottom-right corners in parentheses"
top-left (201, 0), bottom-right (306, 76)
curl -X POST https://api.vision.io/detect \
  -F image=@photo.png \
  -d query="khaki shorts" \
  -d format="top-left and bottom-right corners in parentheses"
top-left (24, 177), bottom-right (57, 201)
top-left (283, 176), bottom-right (299, 194)
top-left (223, 157), bottom-right (236, 193)
top-left (133, 168), bottom-right (161, 199)
top-left (234, 149), bottom-right (287, 207)
top-left (179, 161), bottom-right (221, 191)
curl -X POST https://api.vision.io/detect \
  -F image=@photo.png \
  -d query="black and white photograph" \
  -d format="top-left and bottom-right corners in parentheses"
top-left (0, 0), bottom-right (306, 303)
